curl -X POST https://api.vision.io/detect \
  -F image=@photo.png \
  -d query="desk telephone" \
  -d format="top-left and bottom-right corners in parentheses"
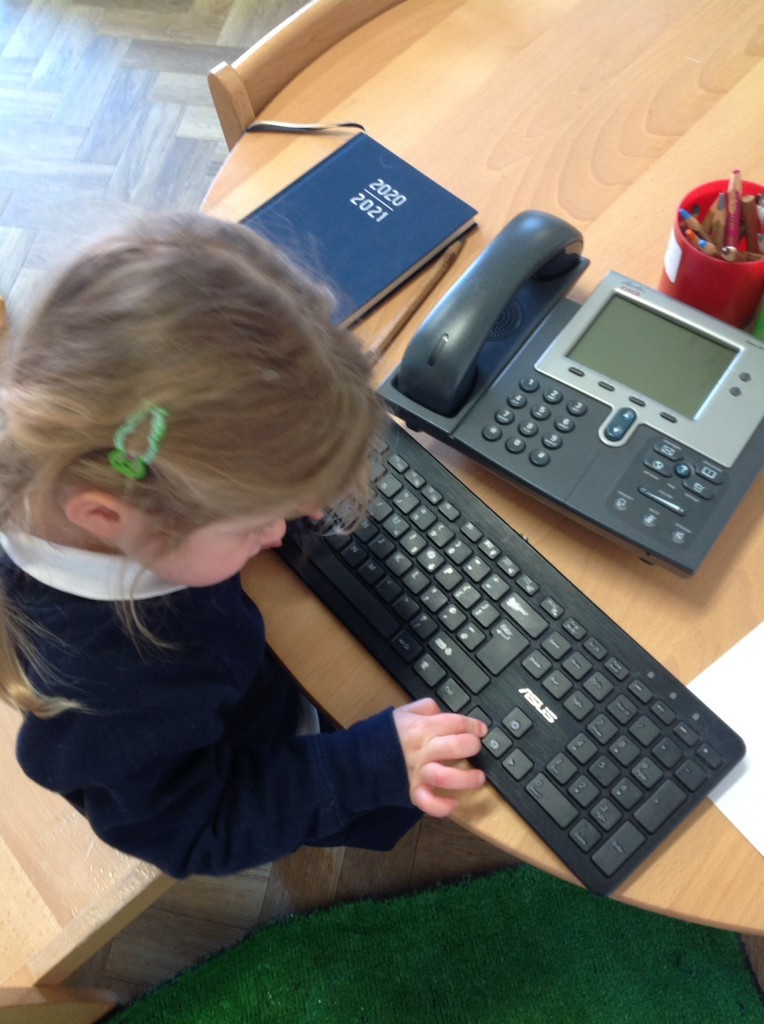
top-left (378, 211), bottom-right (764, 574)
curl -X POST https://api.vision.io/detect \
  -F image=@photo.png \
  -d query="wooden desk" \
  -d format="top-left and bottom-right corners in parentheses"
top-left (203, 0), bottom-right (764, 933)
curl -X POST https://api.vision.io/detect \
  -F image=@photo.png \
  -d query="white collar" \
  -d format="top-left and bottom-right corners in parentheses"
top-left (0, 528), bottom-right (186, 601)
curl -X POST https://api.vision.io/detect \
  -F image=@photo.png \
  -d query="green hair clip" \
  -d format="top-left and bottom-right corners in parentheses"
top-left (108, 405), bottom-right (169, 481)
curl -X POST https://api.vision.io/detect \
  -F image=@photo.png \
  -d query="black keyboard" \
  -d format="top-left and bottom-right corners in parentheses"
top-left (279, 420), bottom-right (745, 895)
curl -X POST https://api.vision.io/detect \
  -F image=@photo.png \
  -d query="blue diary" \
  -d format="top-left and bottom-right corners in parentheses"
top-left (240, 133), bottom-right (477, 325)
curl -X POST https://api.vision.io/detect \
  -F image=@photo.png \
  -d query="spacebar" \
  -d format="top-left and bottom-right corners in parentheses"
top-left (304, 544), bottom-right (399, 640)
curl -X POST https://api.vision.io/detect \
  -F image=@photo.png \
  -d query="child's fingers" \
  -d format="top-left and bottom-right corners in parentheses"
top-left (401, 699), bottom-right (488, 738)
top-left (401, 697), bottom-right (442, 717)
top-left (420, 762), bottom-right (486, 792)
top-left (411, 784), bottom-right (458, 818)
top-left (426, 731), bottom-right (485, 762)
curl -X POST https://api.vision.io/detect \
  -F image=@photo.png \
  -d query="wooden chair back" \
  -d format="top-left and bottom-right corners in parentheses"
top-left (208, 0), bottom-right (406, 148)
top-left (0, 697), bottom-right (172, 1016)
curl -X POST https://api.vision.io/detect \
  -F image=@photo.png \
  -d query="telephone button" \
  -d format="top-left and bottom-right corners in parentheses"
top-left (542, 433), bottom-right (563, 450)
top-left (508, 393), bottom-right (528, 409)
top-left (531, 404), bottom-right (551, 420)
top-left (544, 388), bottom-right (564, 404)
top-left (567, 399), bottom-right (588, 416)
top-left (529, 450), bottom-right (551, 467)
top-left (482, 424), bottom-right (503, 442)
top-left (698, 464), bottom-right (724, 485)
top-left (555, 416), bottom-right (575, 433)
top-left (683, 478), bottom-right (713, 499)
top-left (604, 407), bottom-right (637, 441)
top-left (654, 440), bottom-right (682, 461)
top-left (495, 408), bottom-right (515, 425)
top-left (643, 455), bottom-right (672, 477)
top-left (518, 421), bottom-right (538, 437)
top-left (674, 462), bottom-right (692, 478)
top-left (506, 438), bottom-right (527, 454)
top-left (520, 376), bottom-right (540, 392)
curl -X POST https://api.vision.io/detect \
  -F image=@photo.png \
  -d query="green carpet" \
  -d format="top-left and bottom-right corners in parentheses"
top-left (108, 865), bottom-right (763, 1024)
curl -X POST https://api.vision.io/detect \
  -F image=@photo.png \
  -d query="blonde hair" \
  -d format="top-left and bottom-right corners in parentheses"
top-left (0, 213), bottom-right (386, 715)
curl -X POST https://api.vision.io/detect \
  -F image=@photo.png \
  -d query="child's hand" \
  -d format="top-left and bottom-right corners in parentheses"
top-left (392, 698), bottom-right (488, 817)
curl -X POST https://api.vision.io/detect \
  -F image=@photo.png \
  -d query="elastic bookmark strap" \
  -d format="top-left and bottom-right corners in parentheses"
top-left (108, 405), bottom-right (169, 481)
top-left (245, 120), bottom-right (365, 135)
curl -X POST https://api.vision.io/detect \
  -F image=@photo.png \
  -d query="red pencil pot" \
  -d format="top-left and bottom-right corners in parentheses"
top-left (658, 179), bottom-right (764, 328)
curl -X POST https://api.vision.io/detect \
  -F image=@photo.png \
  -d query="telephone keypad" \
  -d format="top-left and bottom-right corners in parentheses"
top-left (477, 375), bottom-right (592, 470)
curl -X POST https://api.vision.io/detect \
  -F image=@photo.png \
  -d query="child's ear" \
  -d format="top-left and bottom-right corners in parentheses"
top-left (63, 491), bottom-right (137, 541)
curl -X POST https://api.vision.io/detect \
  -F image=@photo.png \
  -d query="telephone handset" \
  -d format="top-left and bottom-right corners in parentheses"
top-left (395, 210), bottom-right (586, 417)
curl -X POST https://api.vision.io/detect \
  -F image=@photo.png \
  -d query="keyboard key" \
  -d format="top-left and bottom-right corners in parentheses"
top-left (439, 604), bottom-right (466, 631)
top-left (634, 780), bottom-right (686, 833)
top-left (568, 775), bottom-right (600, 808)
top-left (476, 621), bottom-right (529, 675)
top-left (563, 691), bottom-right (594, 721)
top-left (472, 599), bottom-right (500, 628)
top-left (391, 631), bottom-right (422, 663)
top-left (482, 573), bottom-right (510, 601)
top-left (592, 823), bottom-right (645, 877)
top-left (547, 752), bottom-right (577, 784)
top-left (522, 650), bottom-right (552, 679)
top-left (411, 612), bottom-right (438, 640)
top-left (696, 743), bottom-right (722, 770)
top-left (611, 778), bottom-right (643, 810)
top-left (414, 655), bottom-right (446, 688)
top-left (392, 594), bottom-right (419, 621)
top-left (674, 721), bottom-right (699, 747)
top-left (562, 651), bottom-right (592, 681)
top-left (526, 774), bottom-right (578, 828)
top-left (483, 727), bottom-right (512, 757)
top-left (541, 596), bottom-right (564, 619)
top-left (501, 592), bottom-right (548, 638)
top-left (588, 755), bottom-right (619, 787)
top-left (430, 632), bottom-right (489, 693)
top-left (456, 622), bottom-right (485, 650)
top-left (584, 671), bottom-right (613, 701)
top-left (421, 585), bottom-right (448, 613)
top-left (570, 819), bottom-right (601, 852)
top-left (568, 733), bottom-right (598, 764)
top-left (629, 715), bottom-right (661, 747)
top-left (652, 736), bottom-right (683, 769)
top-left (541, 631), bottom-right (572, 660)
top-left (438, 678), bottom-right (470, 712)
top-left (590, 798), bottom-right (622, 831)
top-left (675, 759), bottom-right (707, 792)
top-left (427, 522), bottom-right (454, 546)
top-left (503, 749), bottom-right (534, 781)
top-left (502, 707), bottom-right (533, 739)
top-left (587, 714), bottom-right (618, 744)
top-left (445, 539), bottom-right (471, 565)
top-left (631, 756), bottom-right (663, 789)
top-left (608, 695), bottom-right (638, 725)
top-left (610, 736), bottom-right (640, 767)
top-left (543, 669), bottom-right (573, 700)
top-left (464, 556), bottom-right (491, 582)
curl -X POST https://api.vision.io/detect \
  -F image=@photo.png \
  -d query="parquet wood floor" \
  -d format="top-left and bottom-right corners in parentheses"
top-left (1, 0), bottom-right (760, 1008)
top-left (0, 0), bottom-right (520, 1004)
top-left (0, 0), bottom-right (301, 317)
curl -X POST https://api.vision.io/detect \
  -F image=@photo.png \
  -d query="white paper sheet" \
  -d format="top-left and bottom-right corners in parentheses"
top-left (688, 621), bottom-right (764, 857)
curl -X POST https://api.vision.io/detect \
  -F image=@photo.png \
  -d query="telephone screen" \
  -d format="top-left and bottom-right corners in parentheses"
top-left (566, 295), bottom-right (737, 418)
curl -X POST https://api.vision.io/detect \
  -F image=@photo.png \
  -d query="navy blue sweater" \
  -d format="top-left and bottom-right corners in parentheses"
top-left (4, 558), bottom-right (419, 877)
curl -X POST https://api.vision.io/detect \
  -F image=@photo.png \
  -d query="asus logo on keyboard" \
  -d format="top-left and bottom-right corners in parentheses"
top-left (519, 687), bottom-right (558, 724)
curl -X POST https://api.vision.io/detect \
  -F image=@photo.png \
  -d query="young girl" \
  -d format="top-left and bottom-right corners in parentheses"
top-left (0, 214), bottom-right (487, 878)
